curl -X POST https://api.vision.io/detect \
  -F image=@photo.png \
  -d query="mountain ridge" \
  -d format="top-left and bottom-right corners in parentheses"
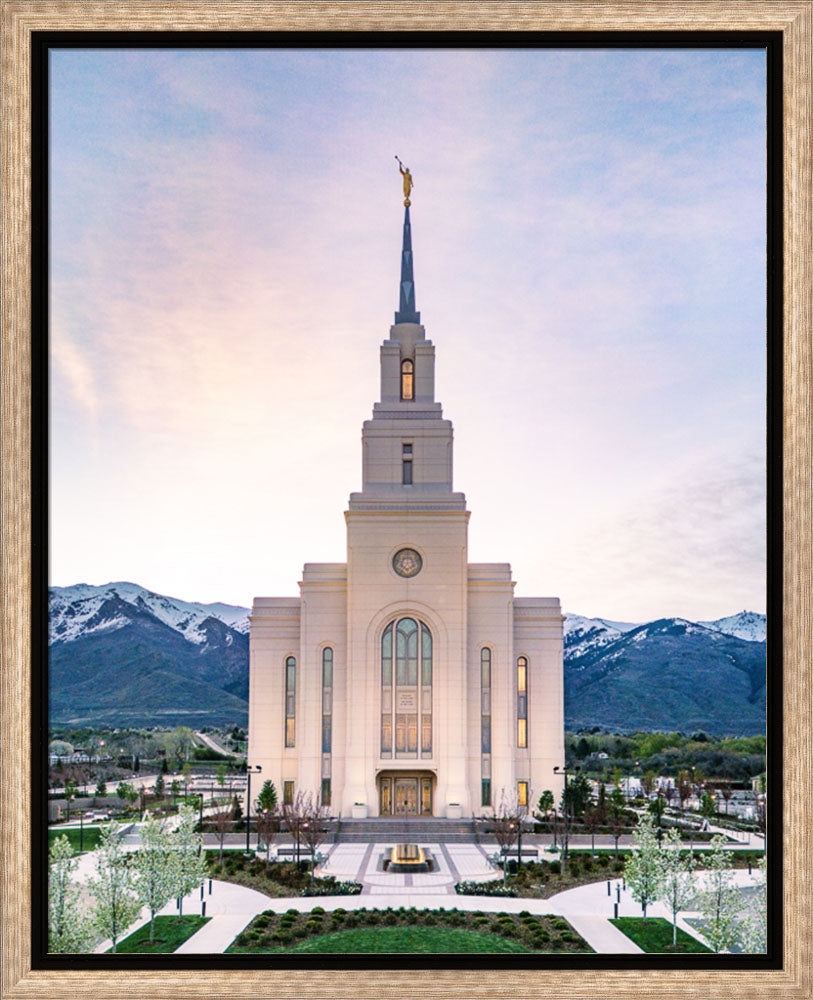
top-left (48, 582), bottom-right (766, 734)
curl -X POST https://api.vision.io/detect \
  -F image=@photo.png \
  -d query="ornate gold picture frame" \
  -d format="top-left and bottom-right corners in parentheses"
top-left (2, 3), bottom-right (810, 998)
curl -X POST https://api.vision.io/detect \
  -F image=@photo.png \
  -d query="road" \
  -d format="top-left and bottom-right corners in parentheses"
top-left (194, 730), bottom-right (241, 758)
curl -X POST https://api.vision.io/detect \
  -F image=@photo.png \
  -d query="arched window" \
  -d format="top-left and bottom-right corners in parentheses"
top-left (284, 656), bottom-right (296, 748)
top-left (401, 358), bottom-right (414, 400)
top-left (381, 617), bottom-right (432, 759)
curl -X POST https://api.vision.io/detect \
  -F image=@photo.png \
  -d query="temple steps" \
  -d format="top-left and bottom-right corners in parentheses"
top-left (334, 817), bottom-right (478, 843)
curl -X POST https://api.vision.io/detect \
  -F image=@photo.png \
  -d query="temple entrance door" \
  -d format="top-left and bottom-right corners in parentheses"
top-left (379, 777), bottom-right (393, 816)
top-left (394, 778), bottom-right (419, 815)
top-left (420, 776), bottom-right (433, 816)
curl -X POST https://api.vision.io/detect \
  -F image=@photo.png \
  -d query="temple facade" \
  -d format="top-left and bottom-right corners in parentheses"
top-left (248, 195), bottom-right (564, 819)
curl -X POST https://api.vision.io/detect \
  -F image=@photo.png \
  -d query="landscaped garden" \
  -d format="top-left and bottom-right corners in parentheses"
top-left (109, 915), bottom-right (210, 953)
top-left (610, 917), bottom-right (711, 953)
top-left (226, 906), bottom-right (592, 953)
top-left (205, 851), bottom-right (362, 897)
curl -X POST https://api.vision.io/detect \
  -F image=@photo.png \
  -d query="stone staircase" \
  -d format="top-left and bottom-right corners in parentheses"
top-left (334, 816), bottom-right (478, 844)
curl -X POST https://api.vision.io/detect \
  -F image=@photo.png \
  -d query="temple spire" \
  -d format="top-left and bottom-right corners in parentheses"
top-left (394, 205), bottom-right (420, 324)
top-left (394, 158), bottom-right (420, 325)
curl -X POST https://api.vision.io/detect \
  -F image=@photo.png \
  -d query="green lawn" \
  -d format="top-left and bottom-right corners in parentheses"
top-left (48, 827), bottom-right (103, 854)
top-left (111, 915), bottom-right (210, 953)
top-left (231, 925), bottom-right (533, 953)
top-left (610, 917), bottom-right (711, 953)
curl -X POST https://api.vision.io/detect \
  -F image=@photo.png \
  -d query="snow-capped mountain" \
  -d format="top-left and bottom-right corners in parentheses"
top-left (49, 582), bottom-right (249, 646)
top-left (699, 611), bottom-right (767, 643)
top-left (47, 583), bottom-right (766, 733)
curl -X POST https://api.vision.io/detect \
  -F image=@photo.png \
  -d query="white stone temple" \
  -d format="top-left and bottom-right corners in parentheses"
top-left (248, 189), bottom-right (564, 819)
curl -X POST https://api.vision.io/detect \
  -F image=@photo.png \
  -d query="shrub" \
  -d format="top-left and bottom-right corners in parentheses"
top-left (292, 925), bottom-right (308, 938)
top-left (344, 913), bottom-right (359, 927)
top-left (383, 912), bottom-right (397, 926)
top-left (548, 861), bottom-right (561, 875)
top-left (254, 915), bottom-right (271, 928)
top-left (310, 906), bottom-right (325, 915)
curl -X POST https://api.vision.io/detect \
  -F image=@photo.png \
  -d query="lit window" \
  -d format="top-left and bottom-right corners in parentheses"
top-left (284, 656), bottom-right (296, 748)
top-left (322, 648), bottom-right (333, 753)
top-left (481, 647), bottom-right (492, 788)
top-left (517, 656), bottom-right (528, 749)
top-left (382, 617), bottom-right (432, 759)
top-left (321, 778), bottom-right (331, 806)
top-left (401, 359), bottom-right (414, 400)
top-left (283, 780), bottom-right (294, 806)
top-left (518, 781), bottom-right (528, 808)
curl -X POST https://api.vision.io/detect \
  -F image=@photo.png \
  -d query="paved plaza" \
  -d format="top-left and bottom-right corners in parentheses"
top-left (73, 826), bottom-right (762, 955)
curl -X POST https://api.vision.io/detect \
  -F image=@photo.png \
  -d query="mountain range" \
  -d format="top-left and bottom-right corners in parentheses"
top-left (48, 582), bottom-right (767, 735)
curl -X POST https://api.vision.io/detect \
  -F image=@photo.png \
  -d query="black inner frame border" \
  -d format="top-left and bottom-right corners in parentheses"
top-left (30, 28), bottom-right (784, 973)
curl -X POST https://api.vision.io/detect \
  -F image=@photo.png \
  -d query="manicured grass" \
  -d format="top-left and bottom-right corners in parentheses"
top-left (610, 917), bottom-right (711, 953)
top-left (226, 906), bottom-right (591, 954)
top-left (111, 915), bottom-right (210, 953)
top-left (48, 827), bottom-right (103, 854)
top-left (256, 926), bottom-right (532, 953)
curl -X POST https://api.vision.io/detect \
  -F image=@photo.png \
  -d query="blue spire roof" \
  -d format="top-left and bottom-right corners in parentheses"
top-left (394, 205), bottom-right (420, 324)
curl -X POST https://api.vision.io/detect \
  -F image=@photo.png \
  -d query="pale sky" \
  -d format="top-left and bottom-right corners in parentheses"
top-left (49, 47), bottom-right (767, 622)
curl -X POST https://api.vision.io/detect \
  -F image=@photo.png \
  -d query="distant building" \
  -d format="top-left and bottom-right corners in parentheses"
top-left (249, 195), bottom-right (565, 818)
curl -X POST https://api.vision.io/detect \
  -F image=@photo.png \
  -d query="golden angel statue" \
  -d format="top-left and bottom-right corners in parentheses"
top-left (395, 156), bottom-right (413, 206)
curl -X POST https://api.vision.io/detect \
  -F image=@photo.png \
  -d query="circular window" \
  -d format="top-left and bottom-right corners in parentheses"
top-left (392, 548), bottom-right (423, 578)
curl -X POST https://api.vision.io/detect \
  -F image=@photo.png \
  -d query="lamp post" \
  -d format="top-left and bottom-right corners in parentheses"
top-left (245, 764), bottom-right (262, 855)
top-left (553, 764), bottom-right (581, 873)
top-left (79, 808), bottom-right (84, 854)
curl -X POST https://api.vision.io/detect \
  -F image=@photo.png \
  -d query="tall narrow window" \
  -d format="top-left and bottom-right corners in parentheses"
top-left (321, 778), bottom-right (331, 806)
top-left (284, 655), bottom-right (296, 747)
top-left (381, 617), bottom-right (432, 759)
top-left (517, 655), bottom-right (528, 748)
top-left (283, 780), bottom-right (294, 806)
top-left (401, 358), bottom-right (414, 400)
top-left (402, 443), bottom-right (413, 485)
top-left (518, 781), bottom-right (529, 808)
top-left (481, 647), bottom-right (492, 804)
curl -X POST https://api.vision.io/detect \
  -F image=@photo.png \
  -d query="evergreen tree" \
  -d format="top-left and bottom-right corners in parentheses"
top-left (625, 813), bottom-right (666, 921)
top-left (48, 835), bottom-right (93, 953)
top-left (95, 780), bottom-right (107, 799)
top-left (697, 835), bottom-right (742, 953)
top-left (657, 827), bottom-right (696, 948)
top-left (88, 824), bottom-right (140, 953)
top-left (256, 779), bottom-right (278, 814)
top-left (154, 772), bottom-right (165, 800)
top-left (133, 755), bottom-right (140, 773)
top-left (133, 815), bottom-right (174, 943)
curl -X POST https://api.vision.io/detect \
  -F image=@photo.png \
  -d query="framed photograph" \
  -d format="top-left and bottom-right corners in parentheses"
top-left (2, 3), bottom-right (810, 999)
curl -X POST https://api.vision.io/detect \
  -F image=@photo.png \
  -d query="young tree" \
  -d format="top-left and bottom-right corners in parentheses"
top-left (170, 779), bottom-right (181, 806)
top-left (181, 762), bottom-right (193, 800)
top-left (133, 755), bottom-right (140, 773)
top-left (740, 856), bottom-right (767, 953)
top-left (697, 835), bottom-right (742, 953)
top-left (609, 786), bottom-right (626, 858)
top-left (64, 779), bottom-right (78, 821)
top-left (657, 827), bottom-right (696, 948)
top-left (300, 792), bottom-right (330, 885)
top-left (49, 835), bottom-right (93, 953)
top-left (584, 805), bottom-right (603, 857)
top-left (256, 779), bottom-right (278, 815)
top-left (255, 808), bottom-right (278, 866)
top-left (94, 780), bottom-right (107, 800)
top-left (116, 780), bottom-right (133, 803)
top-left (641, 770), bottom-right (656, 799)
top-left (168, 806), bottom-right (208, 919)
top-left (595, 782), bottom-right (608, 823)
top-left (625, 813), bottom-right (665, 921)
top-left (230, 793), bottom-right (243, 826)
top-left (210, 807), bottom-right (234, 865)
top-left (491, 790), bottom-right (521, 884)
top-left (720, 785), bottom-right (733, 816)
top-left (676, 770), bottom-right (692, 815)
top-left (88, 823), bottom-right (140, 953)
top-left (700, 791), bottom-right (716, 825)
top-left (154, 772), bottom-right (165, 803)
top-left (133, 815), bottom-right (174, 943)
